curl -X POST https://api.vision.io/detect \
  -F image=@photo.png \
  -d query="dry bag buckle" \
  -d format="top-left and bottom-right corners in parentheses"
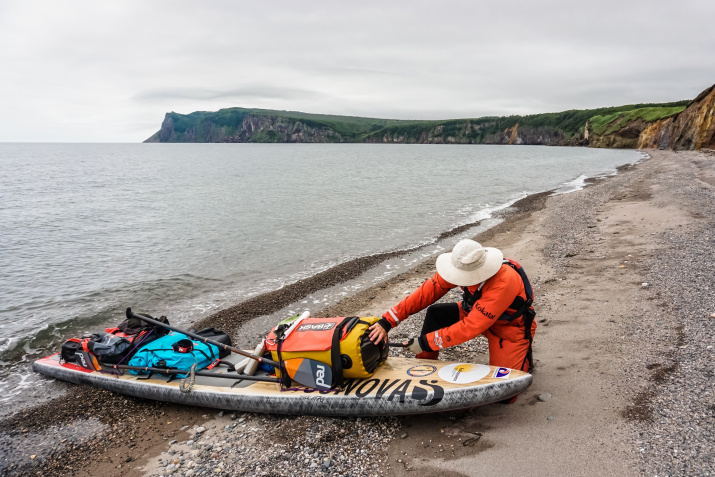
top-left (172, 339), bottom-right (194, 353)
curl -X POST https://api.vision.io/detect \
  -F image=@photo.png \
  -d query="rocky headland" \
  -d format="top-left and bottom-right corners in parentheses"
top-left (144, 83), bottom-right (714, 151)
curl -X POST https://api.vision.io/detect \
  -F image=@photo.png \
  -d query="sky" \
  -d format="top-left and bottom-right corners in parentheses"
top-left (1, 0), bottom-right (714, 143)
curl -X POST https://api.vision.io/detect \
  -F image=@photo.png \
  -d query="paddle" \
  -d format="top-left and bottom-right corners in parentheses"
top-left (115, 364), bottom-right (281, 383)
top-left (125, 308), bottom-right (333, 391)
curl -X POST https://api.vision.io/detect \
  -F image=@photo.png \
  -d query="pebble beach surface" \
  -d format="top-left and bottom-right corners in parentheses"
top-left (1, 150), bottom-right (713, 477)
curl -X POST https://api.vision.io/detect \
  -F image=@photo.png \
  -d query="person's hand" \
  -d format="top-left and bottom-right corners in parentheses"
top-left (368, 323), bottom-right (388, 344)
top-left (404, 337), bottom-right (423, 354)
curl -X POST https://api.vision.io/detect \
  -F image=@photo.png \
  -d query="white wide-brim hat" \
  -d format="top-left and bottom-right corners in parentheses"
top-left (436, 239), bottom-right (503, 286)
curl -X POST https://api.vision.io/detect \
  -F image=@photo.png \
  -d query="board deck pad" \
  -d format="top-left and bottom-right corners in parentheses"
top-left (34, 353), bottom-right (532, 416)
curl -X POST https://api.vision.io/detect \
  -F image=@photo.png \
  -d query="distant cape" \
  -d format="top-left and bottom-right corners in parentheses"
top-left (144, 83), bottom-right (714, 150)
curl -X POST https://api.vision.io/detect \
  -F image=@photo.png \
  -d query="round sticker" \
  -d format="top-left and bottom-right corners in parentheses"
top-left (406, 364), bottom-right (437, 377)
top-left (438, 363), bottom-right (491, 384)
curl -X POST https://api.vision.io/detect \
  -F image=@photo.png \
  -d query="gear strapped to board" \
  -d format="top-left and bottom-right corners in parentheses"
top-left (265, 316), bottom-right (388, 388)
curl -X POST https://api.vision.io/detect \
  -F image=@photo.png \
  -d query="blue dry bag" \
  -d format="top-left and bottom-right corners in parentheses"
top-left (128, 331), bottom-right (219, 377)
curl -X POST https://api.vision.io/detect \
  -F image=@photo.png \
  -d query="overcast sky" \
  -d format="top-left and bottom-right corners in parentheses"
top-left (1, 0), bottom-right (714, 142)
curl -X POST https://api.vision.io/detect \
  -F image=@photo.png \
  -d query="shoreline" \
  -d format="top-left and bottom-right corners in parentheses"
top-left (3, 149), bottom-right (713, 476)
top-left (191, 188), bottom-right (554, 337)
top-left (196, 149), bottom-right (645, 338)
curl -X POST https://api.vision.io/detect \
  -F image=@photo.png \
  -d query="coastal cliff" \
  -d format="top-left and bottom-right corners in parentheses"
top-left (144, 84), bottom-right (715, 151)
top-left (146, 102), bottom-right (685, 146)
top-left (637, 84), bottom-right (715, 150)
top-left (587, 83), bottom-right (715, 151)
top-left (362, 120), bottom-right (585, 146)
top-left (148, 112), bottom-right (350, 143)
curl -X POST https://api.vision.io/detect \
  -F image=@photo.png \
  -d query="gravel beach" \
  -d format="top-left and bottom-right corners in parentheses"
top-left (2, 149), bottom-right (713, 477)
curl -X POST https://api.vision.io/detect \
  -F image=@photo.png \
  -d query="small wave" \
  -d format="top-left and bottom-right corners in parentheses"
top-left (0, 371), bottom-right (44, 404)
top-left (552, 174), bottom-right (590, 195)
top-left (0, 337), bottom-right (19, 354)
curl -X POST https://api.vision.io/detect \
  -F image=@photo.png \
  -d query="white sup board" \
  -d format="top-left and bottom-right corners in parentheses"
top-left (33, 353), bottom-right (532, 416)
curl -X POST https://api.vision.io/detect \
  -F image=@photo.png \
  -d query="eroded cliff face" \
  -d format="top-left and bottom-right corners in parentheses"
top-left (636, 117), bottom-right (676, 150)
top-left (145, 114), bottom-right (347, 143)
top-left (664, 84), bottom-right (715, 150)
top-left (367, 122), bottom-right (489, 144)
top-left (588, 118), bottom-right (651, 149)
top-left (366, 121), bottom-right (583, 145)
top-left (485, 124), bottom-right (586, 146)
top-left (589, 84), bottom-right (715, 151)
top-left (228, 115), bottom-right (345, 143)
top-left (636, 85), bottom-right (715, 150)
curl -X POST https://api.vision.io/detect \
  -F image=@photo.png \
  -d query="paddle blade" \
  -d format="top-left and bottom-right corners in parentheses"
top-left (283, 358), bottom-right (333, 391)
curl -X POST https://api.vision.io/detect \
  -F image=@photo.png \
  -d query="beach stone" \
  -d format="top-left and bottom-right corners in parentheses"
top-left (401, 433), bottom-right (408, 439)
top-left (185, 471), bottom-right (195, 477)
top-left (195, 426), bottom-right (206, 434)
top-left (166, 464), bottom-right (175, 470)
top-left (218, 411), bottom-right (224, 417)
top-left (186, 440), bottom-right (194, 446)
top-left (538, 393), bottom-right (552, 402)
top-left (546, 415), bottom-right (555, 421)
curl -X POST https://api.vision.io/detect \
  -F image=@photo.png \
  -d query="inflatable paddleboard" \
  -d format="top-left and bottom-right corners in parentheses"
top-left (33, 353), bottom-right (532, 416)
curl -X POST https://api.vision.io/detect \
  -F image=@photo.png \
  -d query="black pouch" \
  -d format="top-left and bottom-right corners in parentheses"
top-left (87, 332), bottom-right (133, 364)
top-left (118, 313), bottom-right (170, 336)
top-left (195, 328), bottom-right (232, 359)
top-left (60, 338), bottom-right (82, 364)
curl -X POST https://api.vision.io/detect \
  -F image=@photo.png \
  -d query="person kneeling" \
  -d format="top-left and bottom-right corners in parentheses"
top-left (368, 239), bottom-right (536, 391)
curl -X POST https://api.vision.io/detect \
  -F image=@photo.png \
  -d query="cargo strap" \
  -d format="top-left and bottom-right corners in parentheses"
top-left (331, 316), bottom-right (364, 389)
top-left (179, 364), bottom-right (197, 393)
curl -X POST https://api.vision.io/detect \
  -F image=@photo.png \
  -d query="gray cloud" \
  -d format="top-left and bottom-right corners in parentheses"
top-left (0, 0), bottom-right (713, 141)
top-left (133, 86), bottom-right (327, 103)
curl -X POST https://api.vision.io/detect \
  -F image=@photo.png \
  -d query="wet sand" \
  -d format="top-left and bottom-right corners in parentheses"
top-left (2, 149), bottom-right (713, 477)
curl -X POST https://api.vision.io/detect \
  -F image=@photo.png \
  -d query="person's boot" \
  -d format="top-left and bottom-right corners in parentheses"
top-left (415, 350), bottom-right (439, 360)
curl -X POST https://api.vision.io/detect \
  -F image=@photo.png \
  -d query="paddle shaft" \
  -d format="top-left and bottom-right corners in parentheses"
top-left (388, 338), bottom-right (414, 348)
top-left (115, 364), bottom-right (280, 383)
top-left (126, 308), bottom-right (281, 368)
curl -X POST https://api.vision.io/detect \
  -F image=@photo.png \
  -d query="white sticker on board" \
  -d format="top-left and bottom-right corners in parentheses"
top-left (438, 363), bottom-right (491, 384)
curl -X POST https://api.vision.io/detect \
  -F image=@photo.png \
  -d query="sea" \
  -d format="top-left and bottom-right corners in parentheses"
top-left (0, 143), bottom-right (642, 407)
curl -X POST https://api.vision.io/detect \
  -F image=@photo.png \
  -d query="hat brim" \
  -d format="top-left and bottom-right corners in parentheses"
top-left (435, 247), bottom-right (504, 287)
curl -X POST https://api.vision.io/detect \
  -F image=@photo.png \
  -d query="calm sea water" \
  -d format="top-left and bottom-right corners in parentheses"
top-left (0, 143), bottom-right (640, 401)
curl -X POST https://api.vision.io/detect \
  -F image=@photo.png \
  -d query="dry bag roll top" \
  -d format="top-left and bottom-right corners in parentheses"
top-left (265, 316), bottom-right (388, 380)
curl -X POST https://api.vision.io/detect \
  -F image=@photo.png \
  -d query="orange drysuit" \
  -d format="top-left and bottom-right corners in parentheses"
top-left (381, 263), bottom-right (536, 372)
